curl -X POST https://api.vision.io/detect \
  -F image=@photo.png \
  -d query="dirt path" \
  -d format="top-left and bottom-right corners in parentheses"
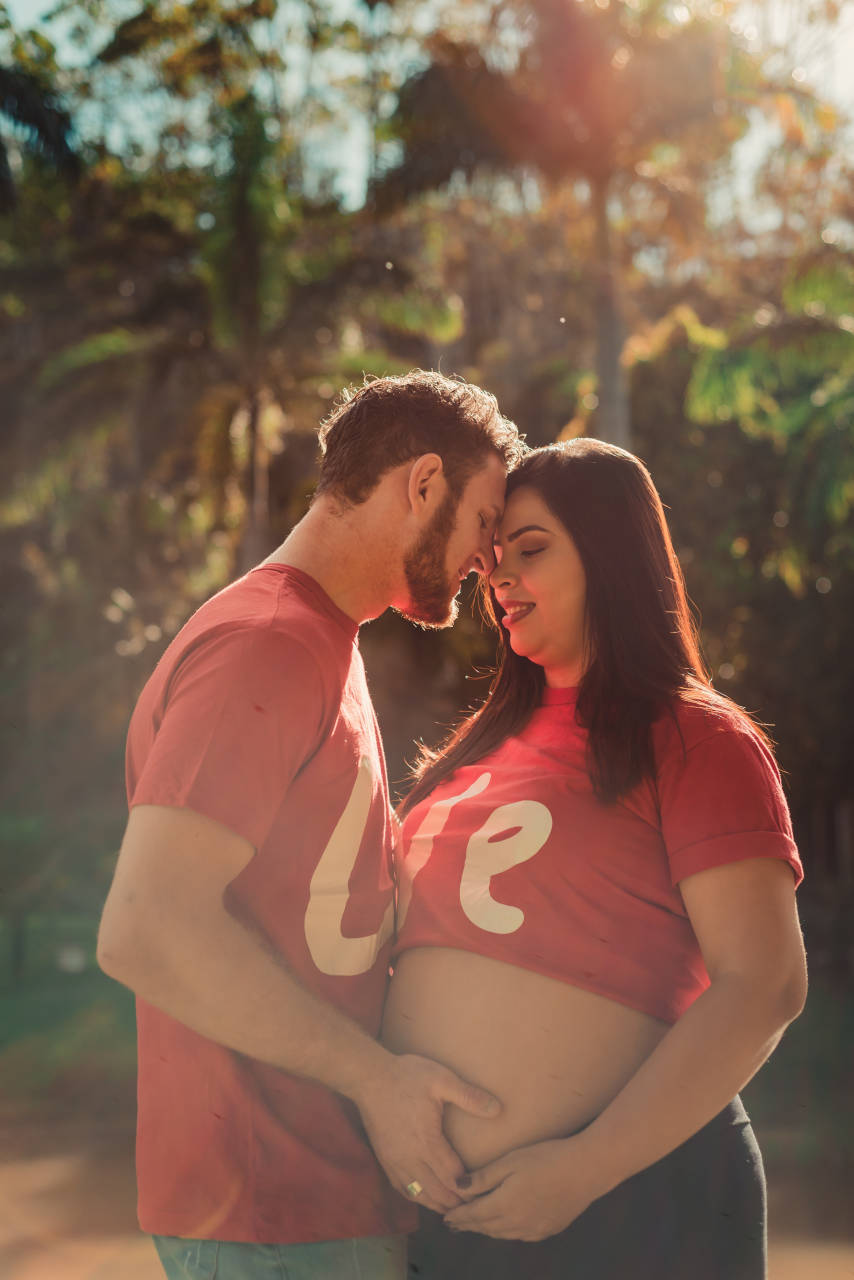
top-left (0, 1130), bottom-right (158, 1280)
top-left (1, 1123), bottom-right (852, 1279)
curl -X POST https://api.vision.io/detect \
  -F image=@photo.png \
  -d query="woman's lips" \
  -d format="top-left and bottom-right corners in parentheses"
top-left (502, 602), bottom-right (535, 628)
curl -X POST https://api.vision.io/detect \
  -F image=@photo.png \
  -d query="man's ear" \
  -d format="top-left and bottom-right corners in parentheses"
top-left (406, 453), bottom-right (446, 517)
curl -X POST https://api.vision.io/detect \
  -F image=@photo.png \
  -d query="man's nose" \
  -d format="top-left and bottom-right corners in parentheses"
top-left (472, 542), bottom-right (497, 576)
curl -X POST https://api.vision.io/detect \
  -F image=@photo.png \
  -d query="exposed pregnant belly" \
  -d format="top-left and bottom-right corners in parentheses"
top-left (382, 948), bottom-right (669, 1170)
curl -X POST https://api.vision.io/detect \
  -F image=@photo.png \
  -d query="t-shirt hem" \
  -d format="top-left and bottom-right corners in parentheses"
top-left (127, 790), bottom-right (264, 853)
top-left (668, 830), bottom-right (802, 888)
top-left (392, 940), bottom-right (684, 1025)
top-left (138, 1214), bottom-right (416, 1245)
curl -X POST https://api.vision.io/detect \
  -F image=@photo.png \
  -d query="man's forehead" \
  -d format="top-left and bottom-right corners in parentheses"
top-left (467, 453), bottom-right (508, 506)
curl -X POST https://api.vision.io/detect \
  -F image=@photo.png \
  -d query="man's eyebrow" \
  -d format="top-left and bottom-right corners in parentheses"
top-left (497, 523), bottom-right (550, 544)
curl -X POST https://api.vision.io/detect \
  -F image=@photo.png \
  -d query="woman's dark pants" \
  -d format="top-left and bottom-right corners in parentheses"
top-left (409, 1098), bottom-right (766, 1280)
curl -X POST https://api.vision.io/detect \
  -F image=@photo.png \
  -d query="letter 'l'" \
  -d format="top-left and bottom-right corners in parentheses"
top-left (304, 756), bottom-right (393, 976)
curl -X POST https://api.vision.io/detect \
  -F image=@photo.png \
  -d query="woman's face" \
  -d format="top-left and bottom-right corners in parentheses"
top-left (490, 485), bottom-right (587, 687)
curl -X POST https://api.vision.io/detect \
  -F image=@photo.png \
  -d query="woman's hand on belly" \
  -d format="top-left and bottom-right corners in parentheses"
top-left (442, 1133), bottom-right (609, 1242)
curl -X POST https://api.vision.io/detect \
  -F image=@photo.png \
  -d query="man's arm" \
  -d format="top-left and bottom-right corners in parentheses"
top-left (98, 803), bottom-right (500, 1212)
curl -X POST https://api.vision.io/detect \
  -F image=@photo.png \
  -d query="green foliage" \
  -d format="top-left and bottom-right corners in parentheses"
top-left (0, 62), bottom-right (80, 211)
top-left (335, 348), bottom-right (413, 379)
top-left (743, 969), bottom-right (854, 1166)
top-left (784, 259), bottom-right (854, 317)
top-left (36, 327), bottom-right (156, 390)
top-left (632, 294), bottom-right (854, 817)
top-left (368, 288), bottom-right (465, 343)
top-left (0, 999), bottom-right (136, 1099)
top-left (94, 0), bottom-right (283, 101)
top-left (687, 251), bottom-right (854, 544)
top-left (0, 917), bottom-right (136, 1097)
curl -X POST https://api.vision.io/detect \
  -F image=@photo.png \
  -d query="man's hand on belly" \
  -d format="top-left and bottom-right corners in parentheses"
top-left (352, 1053), bottom-right (502, 1215)
top-left (443, 1135), bottom-right (605, 1241)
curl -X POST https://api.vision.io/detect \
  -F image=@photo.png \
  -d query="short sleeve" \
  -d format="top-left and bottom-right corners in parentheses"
top-left (130, 628), bottom-right (328, 851)
top-left (657, 718), bottom-right (803, 888)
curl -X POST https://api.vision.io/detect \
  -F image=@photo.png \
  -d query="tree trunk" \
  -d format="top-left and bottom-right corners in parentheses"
top-left (238, 390), bottom-right (270, 573)
top-left (366, 18), bottom-right (380, 190)
top-left (228, 97), bottom-right (267, 576)
top-left (590, 175), bottom-right (631, 449)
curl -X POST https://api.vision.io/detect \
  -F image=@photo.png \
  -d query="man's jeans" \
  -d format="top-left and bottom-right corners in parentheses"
top-left (153, 1233), bottom-right (407, 1280)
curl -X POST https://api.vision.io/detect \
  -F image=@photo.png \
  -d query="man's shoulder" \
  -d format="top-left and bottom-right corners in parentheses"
top-left (179, 568), bottom-right (351, 665)
top-left (135, 592), bottom-right (335, 725)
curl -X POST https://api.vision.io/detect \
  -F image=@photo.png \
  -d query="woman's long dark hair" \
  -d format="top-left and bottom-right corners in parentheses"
top-left (401, 438), bottom-right (765, 816)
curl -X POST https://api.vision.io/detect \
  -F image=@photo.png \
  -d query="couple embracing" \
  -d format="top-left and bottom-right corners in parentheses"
top-left (98, 370), bottom-right (805, 1280)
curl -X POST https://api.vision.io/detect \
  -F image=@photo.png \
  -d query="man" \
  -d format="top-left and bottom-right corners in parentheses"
top-left (97, 370), bottom-right (523, 1280)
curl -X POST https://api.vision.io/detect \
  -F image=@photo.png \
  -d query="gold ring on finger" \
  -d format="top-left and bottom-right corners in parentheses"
top-left (406, 1180), bottom-right (424, 1199)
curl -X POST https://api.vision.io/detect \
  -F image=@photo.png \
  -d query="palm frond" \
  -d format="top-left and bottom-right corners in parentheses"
top-left (0, 64), bottom-right (79, 210)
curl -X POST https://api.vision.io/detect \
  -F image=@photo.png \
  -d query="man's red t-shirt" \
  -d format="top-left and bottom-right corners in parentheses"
top-left (126, 565), bottom-right (415, 1243)
top-left (395, 686), bottom-right (802, 1025)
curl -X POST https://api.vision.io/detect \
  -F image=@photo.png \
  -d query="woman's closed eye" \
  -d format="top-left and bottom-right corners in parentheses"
top-left (520, 546), bottom-right (546, 559)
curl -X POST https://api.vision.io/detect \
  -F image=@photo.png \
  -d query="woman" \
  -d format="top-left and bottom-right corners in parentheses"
top-left (383, 439), bottom-right (806, 1279)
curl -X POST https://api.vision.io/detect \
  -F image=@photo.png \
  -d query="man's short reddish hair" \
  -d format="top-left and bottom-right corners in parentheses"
top-left (316, 370), bottom-right (522, 503)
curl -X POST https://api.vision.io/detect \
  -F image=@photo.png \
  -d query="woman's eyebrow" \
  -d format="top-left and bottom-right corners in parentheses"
top-left (499, 523), bottom-right (551, 543)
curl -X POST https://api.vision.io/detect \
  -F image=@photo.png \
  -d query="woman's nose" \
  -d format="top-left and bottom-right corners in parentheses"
top-left (490, 558), bottom-right (513, 589)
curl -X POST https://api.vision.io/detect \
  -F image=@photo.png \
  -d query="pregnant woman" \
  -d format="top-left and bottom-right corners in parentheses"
top-left (383, 439), bottom-right (806, 1279)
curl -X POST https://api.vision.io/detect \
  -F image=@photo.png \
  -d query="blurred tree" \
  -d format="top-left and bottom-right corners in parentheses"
top-left (0, 3), bottom-right (80, 214)
top-left (620, 211), bottom-right (854, 949)
top-left (0, 64), bottom-right (79, 213)
top-left (372, 0), bottom-right (766, 447)
top-left (0, 1), bottom-right (377, 954)
top-left (685, 248), bottom-right (854, 825)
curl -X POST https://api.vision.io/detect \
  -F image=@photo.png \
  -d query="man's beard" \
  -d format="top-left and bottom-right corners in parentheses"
top-left (399, 491), bottom-right (460, 629)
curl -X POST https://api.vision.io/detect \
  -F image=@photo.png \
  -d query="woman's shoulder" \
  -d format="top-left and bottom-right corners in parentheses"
top-left (652, 687), bottom-right (768, 762)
